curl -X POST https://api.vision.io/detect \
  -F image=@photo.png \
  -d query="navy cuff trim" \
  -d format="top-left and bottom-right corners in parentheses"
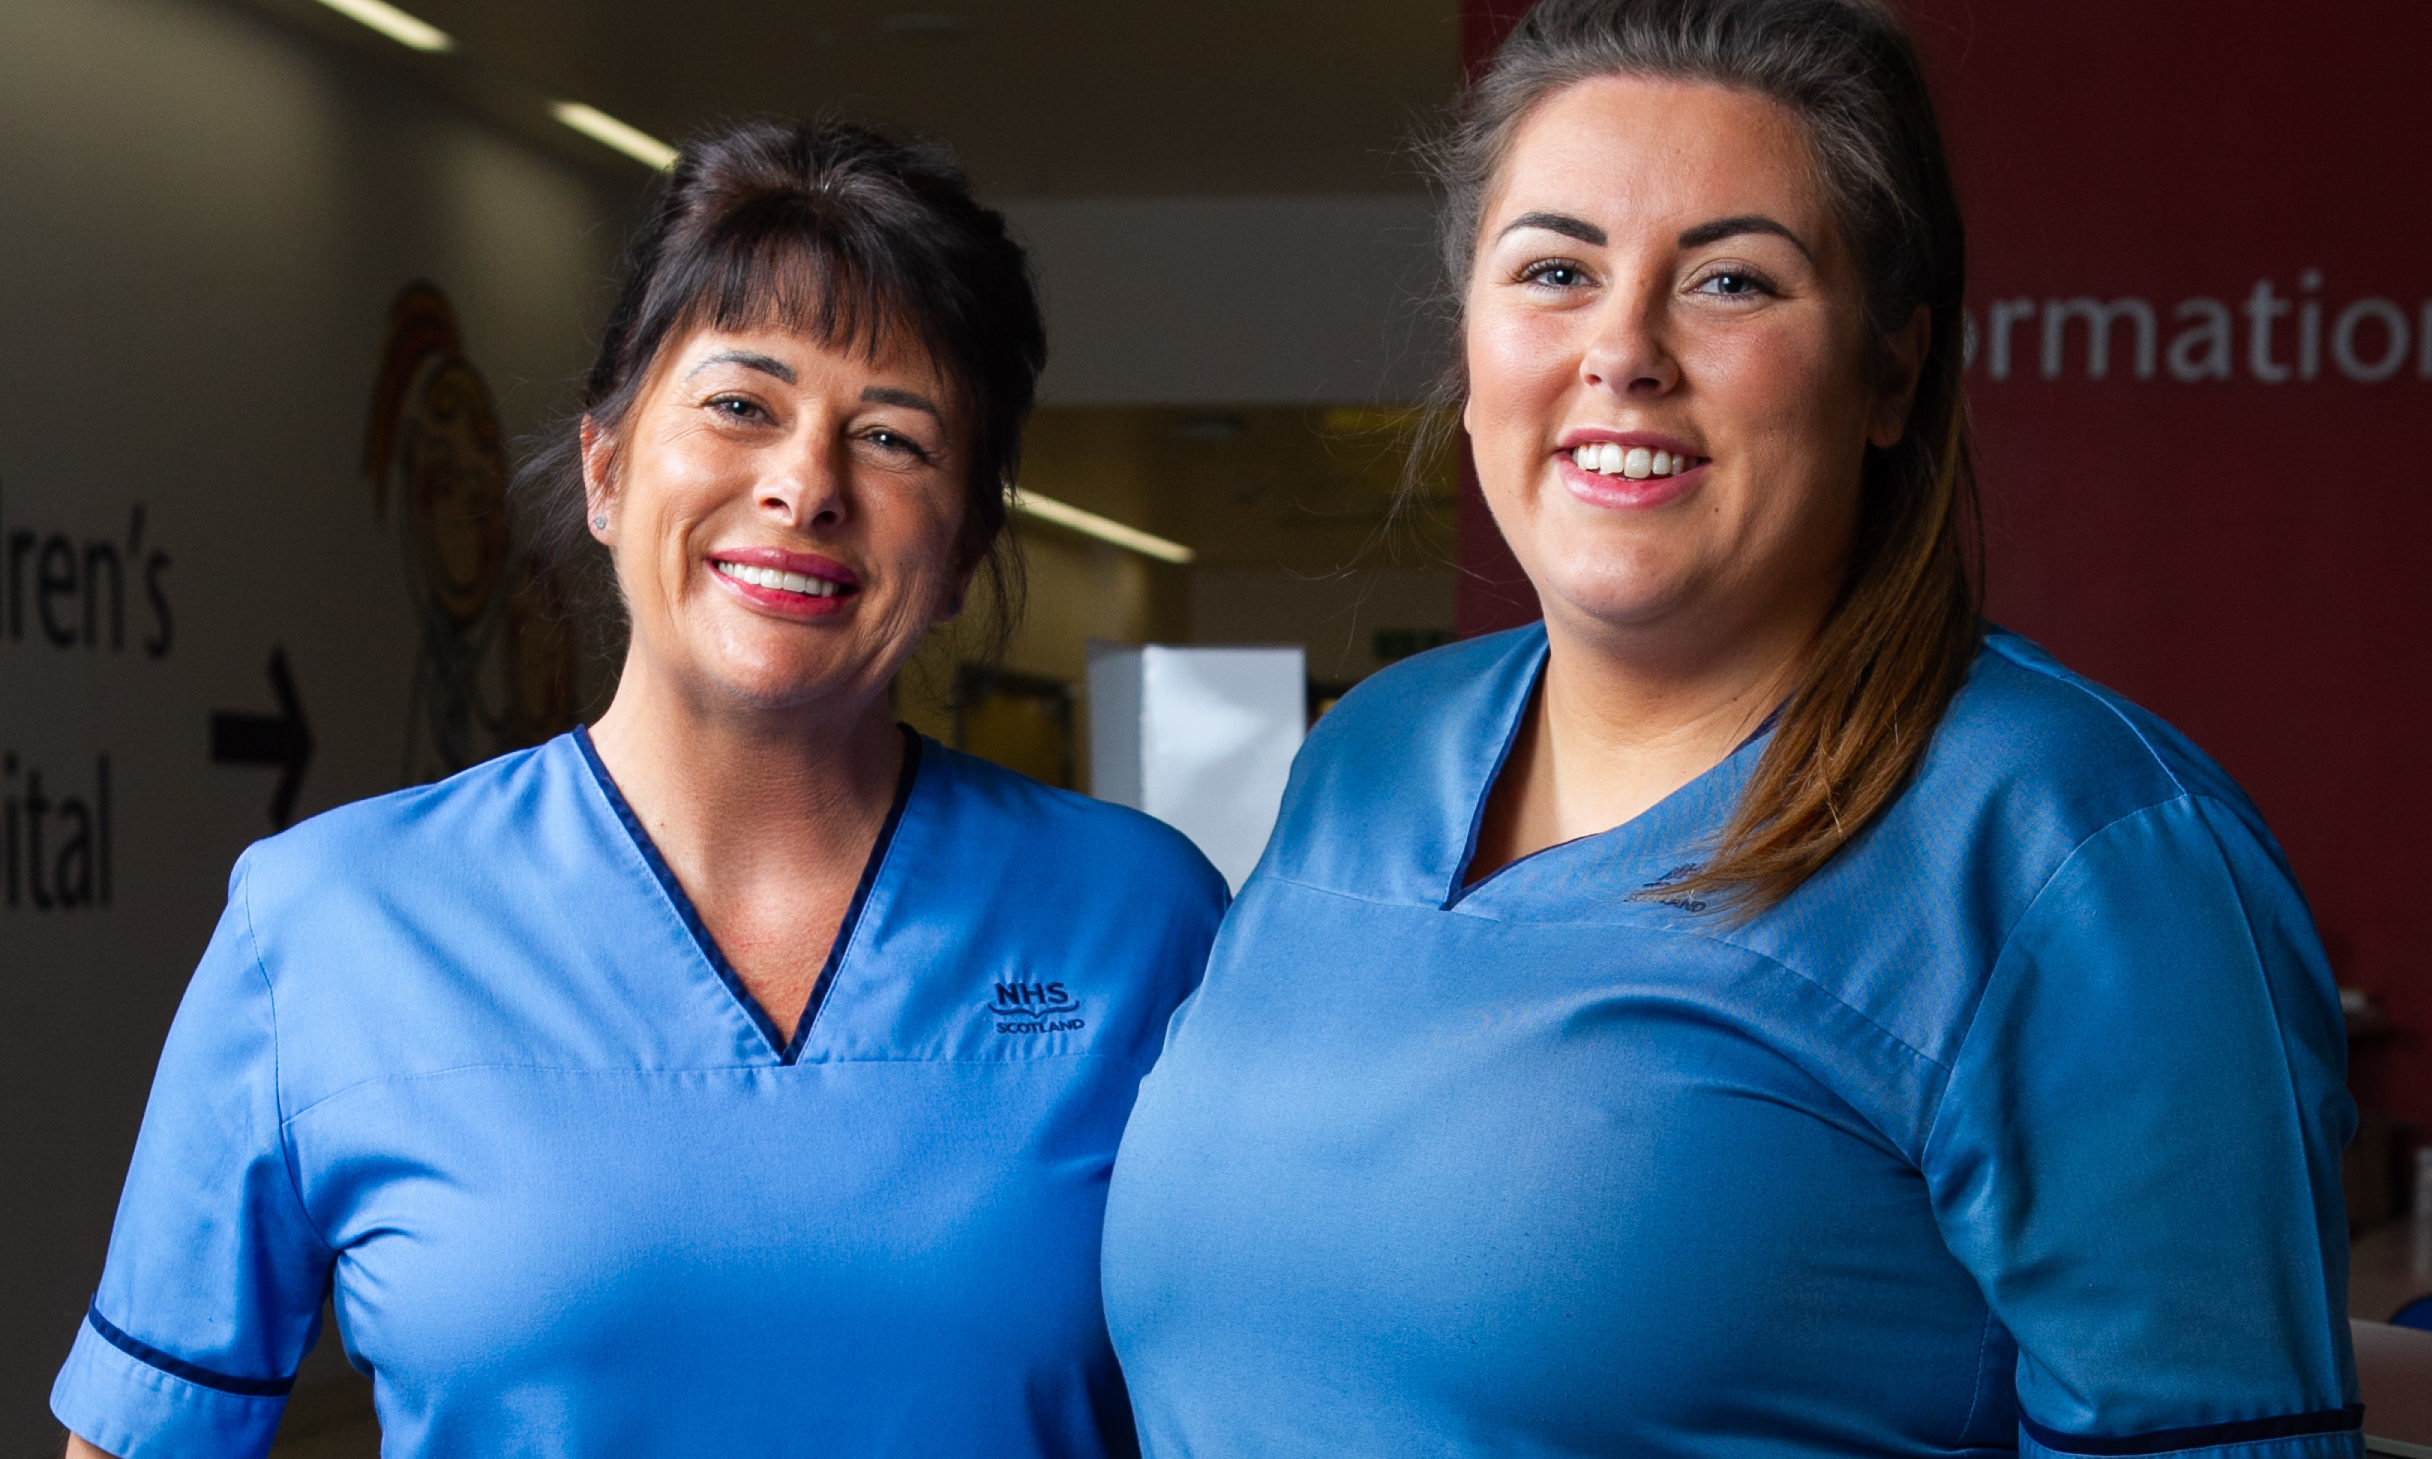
top-left (2022, 1404), bottom-right (2363, 1454)
top-left (86, 1304), bottom-right (296, 1398)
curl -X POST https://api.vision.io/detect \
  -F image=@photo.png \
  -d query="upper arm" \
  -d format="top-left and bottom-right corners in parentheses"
top-left (1922, 796), bottom-right (2360, 1455)
top-left (49, 862), bottom-right (335, 1459)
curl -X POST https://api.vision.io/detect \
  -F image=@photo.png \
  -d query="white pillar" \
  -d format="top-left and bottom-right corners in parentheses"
top-left (1088, 643), bottom-right (1306, 892)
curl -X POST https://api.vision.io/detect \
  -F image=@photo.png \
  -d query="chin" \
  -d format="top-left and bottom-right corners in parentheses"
top-left (1528, 544), bottom-right (1702, 633)
top-left (691, 642), bottom-right (859, 713)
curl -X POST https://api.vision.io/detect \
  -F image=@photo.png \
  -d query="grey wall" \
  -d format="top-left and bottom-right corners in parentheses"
top-left (0, 0), bottom-right (631, 1447)
top-left (1004, 193), bottom-right (1447, 405)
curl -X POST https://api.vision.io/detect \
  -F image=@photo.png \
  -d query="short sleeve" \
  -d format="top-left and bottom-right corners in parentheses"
top-left (52, 855), bottom-right (336, 1459)
top-left (1922, 794), bottom-right (2361, 1458)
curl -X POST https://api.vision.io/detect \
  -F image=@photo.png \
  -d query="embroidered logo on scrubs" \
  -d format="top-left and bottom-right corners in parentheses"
top-left (1641, 863), bottom-right (1711, 914)
top-left (989, 981), bottom-right (1085, 1034)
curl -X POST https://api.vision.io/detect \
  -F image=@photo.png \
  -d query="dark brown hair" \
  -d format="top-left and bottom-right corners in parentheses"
top-left (1427, 0), bottom-right (1983, 911)
top-left (516, 117), bottom-right (1046, 646)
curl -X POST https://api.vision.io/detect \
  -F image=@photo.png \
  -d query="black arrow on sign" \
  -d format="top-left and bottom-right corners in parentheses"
top-left (211, 646), bottom-right (313, 830)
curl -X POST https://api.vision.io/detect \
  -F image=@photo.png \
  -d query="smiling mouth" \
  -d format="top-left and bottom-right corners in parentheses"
top-left (712, 559), bottom-right (855, 600)
top-left (1569, 443), bottom-right (1704, 480)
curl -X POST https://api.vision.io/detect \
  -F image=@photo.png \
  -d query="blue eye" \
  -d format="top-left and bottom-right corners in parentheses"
top-left (1518, 259), bottom-right (1592, 289)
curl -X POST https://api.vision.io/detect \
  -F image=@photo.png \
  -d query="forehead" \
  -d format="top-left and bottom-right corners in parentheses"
top-left (1486, 75), bottom-right (1827, 239)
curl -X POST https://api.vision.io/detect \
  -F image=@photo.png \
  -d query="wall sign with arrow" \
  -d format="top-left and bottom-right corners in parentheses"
top-left (209, 645), bottom-right (313, 830)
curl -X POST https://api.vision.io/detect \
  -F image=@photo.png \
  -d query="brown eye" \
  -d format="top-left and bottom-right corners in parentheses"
top-left (863, 428), bottom-right (932, 463)
top-left (1693, 270), bottom-right (1773, 299)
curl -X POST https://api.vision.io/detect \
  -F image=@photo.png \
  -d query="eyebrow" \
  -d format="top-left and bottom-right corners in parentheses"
top-left (1498, 211), bottom-right (1606, 247)
top-left (680, 355), bottom-right (943, 421)
top-left (1494, 210), bottom-right (1816, 263)
top-left (1677, 214), bottom-right (1812, 260)
top-left (861, 385), bottom-right (943, 421)
top-left (686, 349), bottom-right (795, 384)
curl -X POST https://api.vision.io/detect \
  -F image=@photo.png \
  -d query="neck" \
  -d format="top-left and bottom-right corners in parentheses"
top-left (1474, 591), bottom-right (1823, 874)
top-left (1538, 592), bottom-right (1815, 763)
top-left (585, 654), bottom-right (906, 896)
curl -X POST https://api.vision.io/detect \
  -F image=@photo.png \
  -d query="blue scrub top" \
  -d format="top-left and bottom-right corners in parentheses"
top-left (55, 729), bottom-right (1225, 1459)
top-left (1103, 625), bottom-right (2360, 1458)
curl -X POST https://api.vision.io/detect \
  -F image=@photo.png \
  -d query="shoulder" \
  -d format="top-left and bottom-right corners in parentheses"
top-left (1894, 630), bottom-right (2283, 880)
top-left (1935, 630), bottom-right (2254, 819)
top-left (232, 738), bottom-right (571, 923)
top-left (1735, 631), bottom-right (2306, 1072)
top-left (1821, 628), bottom-right (2284, 903)
top-left (234, 738), bottom-right (570, 919)
top-left (1301, 626), bottom-right (1540, 763)
top-left (912, 738), bottom-right (1229, 916)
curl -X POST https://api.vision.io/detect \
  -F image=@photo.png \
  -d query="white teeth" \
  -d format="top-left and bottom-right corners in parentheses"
top-left (717, 561), bottom-right (842, 597)
top-left (1573, 444), bottom-right (1700, 477)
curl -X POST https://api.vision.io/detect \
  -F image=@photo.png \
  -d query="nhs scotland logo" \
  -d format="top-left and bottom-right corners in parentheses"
top-left (989, 981), bottom-right (1084, 1035)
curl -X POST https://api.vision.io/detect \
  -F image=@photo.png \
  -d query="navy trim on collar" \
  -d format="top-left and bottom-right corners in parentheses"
top-left (573, 725), bottom-right (921, 1065)
top-left (86, 1303), bottom-right (296, 1398)
top-left (2019, 1404), bottom-right (2363, 1455)
top-left (783, 729), bottom-right (920, 1063)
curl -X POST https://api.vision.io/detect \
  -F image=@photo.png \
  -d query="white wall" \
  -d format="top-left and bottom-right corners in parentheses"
top-left (0, 0), bottom-right (631, 1446)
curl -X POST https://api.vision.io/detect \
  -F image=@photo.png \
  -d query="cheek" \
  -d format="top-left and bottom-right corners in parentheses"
top-left (1465, 304), bottom-right (1577, 428)
top-left (1704, 315), bottom-right (1873, 447)
top-left (872, 483), bottom-right (970, 593)
top-left (642, 430), bottom-right (744, 517)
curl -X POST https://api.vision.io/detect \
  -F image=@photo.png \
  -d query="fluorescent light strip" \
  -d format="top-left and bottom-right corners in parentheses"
top-left (311, 0), bottom-right (453, 51)
top-left (1007, 488), bottom-right (1194, 564)
top-left (551, 102), bottom-right (680, 171)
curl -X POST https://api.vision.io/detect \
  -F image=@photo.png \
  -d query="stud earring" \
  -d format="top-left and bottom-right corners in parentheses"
top-left (591, 515), bottom-right (608, 530)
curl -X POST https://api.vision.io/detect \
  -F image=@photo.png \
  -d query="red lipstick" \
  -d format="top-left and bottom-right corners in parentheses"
top-left (705, 546), bottom-right (860, 620)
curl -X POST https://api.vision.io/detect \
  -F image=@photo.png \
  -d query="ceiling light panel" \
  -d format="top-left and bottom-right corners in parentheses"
top-left (1008, 488), bottom-right (1194, 565)
top-left (550, 103), bottom-right (680, 171)
top-left (310, 0), bottom-right (454, 52)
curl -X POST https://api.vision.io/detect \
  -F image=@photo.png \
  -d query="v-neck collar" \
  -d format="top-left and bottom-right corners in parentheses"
top-left (1439, 630), bottom-right (1780, 911)
top-left (573, 724), bottom-right (923, 1064)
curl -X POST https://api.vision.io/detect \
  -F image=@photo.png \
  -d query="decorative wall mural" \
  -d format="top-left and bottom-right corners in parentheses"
top-left (364, 283), bottom-right (576, 781)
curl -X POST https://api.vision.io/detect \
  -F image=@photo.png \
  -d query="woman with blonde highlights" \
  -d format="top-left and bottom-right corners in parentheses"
top-left (1101, 1), bottom-right (2360, 1453)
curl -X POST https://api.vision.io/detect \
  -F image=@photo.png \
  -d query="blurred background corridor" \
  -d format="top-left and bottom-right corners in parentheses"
top-left (5, 0), bottom-right (2432, 1451)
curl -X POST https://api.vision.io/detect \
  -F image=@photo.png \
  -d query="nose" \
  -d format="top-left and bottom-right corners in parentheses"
top-left (1578, 278), bottom-right (1680, 398)
top-left (760, 417), bottom-right (848, 531)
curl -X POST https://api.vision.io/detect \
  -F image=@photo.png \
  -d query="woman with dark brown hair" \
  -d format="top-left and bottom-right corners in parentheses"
top-left (1100, 1), bottom-right (2359, 1453)
top-left (53, 119), bottom-right (1223, 1459)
